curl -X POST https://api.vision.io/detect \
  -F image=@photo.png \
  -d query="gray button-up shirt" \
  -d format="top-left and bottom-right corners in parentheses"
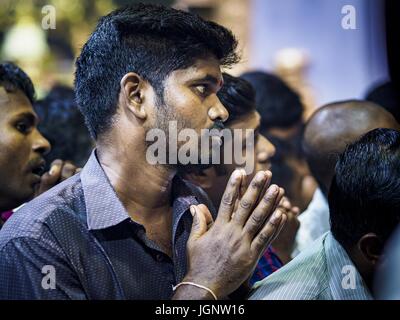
top-left (0, 150), bottom-right (215, 299)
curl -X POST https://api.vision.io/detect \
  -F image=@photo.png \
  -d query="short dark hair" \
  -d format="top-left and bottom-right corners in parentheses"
top-left (0, 62), bottom-right (35, 104)
top-left (329, 128), bottom-right (400, 248)
top-left (217, 73), bottom-right (255, 124)
top-left (75, 3), bottom-right (238, 138)
top-left (35, 85), bottom-right (93, 167)
top-left (366, 81), bottom-right (400, 123)
top-left (241, 71), bottom-right (303, 129)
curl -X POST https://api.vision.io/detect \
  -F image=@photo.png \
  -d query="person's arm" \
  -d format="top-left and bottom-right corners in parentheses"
top-left (0, 236), bottom-right (86, 299)
top-left (173, 169), bottom-right (288, 300)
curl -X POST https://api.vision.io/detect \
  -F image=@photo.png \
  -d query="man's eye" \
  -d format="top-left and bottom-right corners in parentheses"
top-left (16, 122), bottom-right (29, 134)
top-left (195, 85), bottom-right (208, 96)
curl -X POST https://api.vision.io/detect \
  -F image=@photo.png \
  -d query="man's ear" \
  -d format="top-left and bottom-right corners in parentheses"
top-left (120, 72), bottom-right (147, 120)
top-left (358, 233), bottom-right (383, 266)
top-left (184, 167), bottom-right (217, 190)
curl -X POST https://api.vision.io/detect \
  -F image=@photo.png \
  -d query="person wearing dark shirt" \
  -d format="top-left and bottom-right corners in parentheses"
top-left (0, 62), bottom-right (79, 229)
top-left (0, 4), bottom-right (287, 300)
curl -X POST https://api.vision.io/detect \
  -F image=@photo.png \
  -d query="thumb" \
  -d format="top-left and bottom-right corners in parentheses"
top-left (189, 205), bottom-right (209, 241)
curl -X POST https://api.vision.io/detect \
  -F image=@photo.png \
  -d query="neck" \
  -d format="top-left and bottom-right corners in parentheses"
top-left (97, 137), bottom-right (177, 224)
top-left (345, 245), bottom-right (374, 293)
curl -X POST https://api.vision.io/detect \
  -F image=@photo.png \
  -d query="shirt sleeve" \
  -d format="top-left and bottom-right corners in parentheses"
top-left (0, 235), bottom-right (87, 300)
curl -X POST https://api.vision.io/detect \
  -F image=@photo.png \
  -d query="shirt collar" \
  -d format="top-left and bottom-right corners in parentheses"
top-left (81, 150), bottom-right (131, 230)
top-left (81, 150), bottom-right (200, 231)
top-left (324, 232), bottom-right (373, 300)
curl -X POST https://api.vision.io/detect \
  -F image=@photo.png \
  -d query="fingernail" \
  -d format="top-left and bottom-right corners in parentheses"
top-left (49, 165), bottom-right (59, 176)
top-left (274, 210), bottom-right (282, 220)
top-left (232, 169), bottom-right (242, 181)
top-left (269, 185), bottom-right (278, 194)
top-left (190, 206), bottom-right (196, 216)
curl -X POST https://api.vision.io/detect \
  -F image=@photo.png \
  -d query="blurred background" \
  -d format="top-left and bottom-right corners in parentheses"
top-left (0, 0), bottom-right (396, 117)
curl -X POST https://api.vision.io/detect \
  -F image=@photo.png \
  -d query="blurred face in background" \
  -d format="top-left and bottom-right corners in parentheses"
top-left (0, 88), bottom-right (50, 211)
top-left (184, 110), bottom-right (276, 209)
top-left (264, 123), bottom-right (317, 212)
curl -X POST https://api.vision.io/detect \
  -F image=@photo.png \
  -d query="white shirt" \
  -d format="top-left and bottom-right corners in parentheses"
top-left (250, 232), bottom-right (372, 300)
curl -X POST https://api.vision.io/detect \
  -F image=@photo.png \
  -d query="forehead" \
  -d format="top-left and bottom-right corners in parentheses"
top-left (166, 57), bottom-right (223, 84)
top-left (227, 111), bottom-right (260, 131)
top-left (0, 88), bottom-right (35, 119)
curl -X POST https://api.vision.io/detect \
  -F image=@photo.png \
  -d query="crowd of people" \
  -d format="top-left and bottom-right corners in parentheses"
top-left (0, 3), bottom-right (399, 300)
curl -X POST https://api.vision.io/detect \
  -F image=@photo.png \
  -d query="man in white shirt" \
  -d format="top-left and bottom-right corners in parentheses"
top-left (293, 100), bottom-right (399, 256)
top-left (251, 128), bottom-right (400, 300)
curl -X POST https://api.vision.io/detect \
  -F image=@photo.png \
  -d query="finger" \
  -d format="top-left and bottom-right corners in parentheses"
top-left (197, 204), bottom-right (214, 229)
top-left (61, 162), bottom-right (77, 181)
top-left (233, 171), bottom-right (271, 226)
top-left (251, 208), bottom-right (285, 254)
top-left (242, 184), bottom-right (279, 238)
top-left (49, 159), bottom-right (63, 177)
top-left (278, 197), bottom-right (291, 211)
top-left (233, 169), bottom-right (247, 214)
top-left (239, 169), bottom-right (247, 198)
top-left (217, 169), bottom-right (243, 223)
top-left (255, 170), bottom-right (272, 207)
top-left (39, 160), bottom-right (63, 191)
top-left (291, 206), bottom-right (300, 216)
top-left (273, 188), bottom-right (285, 212)
top-left (271, 212), bottom-right (288, 244)
top-left (188, 205), bottom-right (209, 241)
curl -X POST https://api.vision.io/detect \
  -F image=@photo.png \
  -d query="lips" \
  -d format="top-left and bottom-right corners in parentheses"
top-left (29, 159), bottom-right (46, 177)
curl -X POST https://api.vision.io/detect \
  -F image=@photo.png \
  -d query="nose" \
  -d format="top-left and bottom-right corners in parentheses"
top-left (208, 96), bottom-right (229, 123)
top-left (257, 134), bottom-right (276, 163)
top-left (32, 129), bottom-right (51, 156)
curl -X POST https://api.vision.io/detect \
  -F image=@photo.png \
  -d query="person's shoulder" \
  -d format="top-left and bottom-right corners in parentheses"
top-left (0, 173), bottom-right (85, 249)
top-left (249, 236), bottom-right (330, 300)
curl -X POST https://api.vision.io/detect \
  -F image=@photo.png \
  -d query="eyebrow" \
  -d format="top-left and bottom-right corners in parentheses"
top-left (193, 74), bottom-right (223, 87)
top-left (13, 111), bottom-right (38, 125)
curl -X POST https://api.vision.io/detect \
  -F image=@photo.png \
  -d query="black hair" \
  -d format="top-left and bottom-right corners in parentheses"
top-left (366, 81), bottom-right (400, 123)
top-left (241, 71), bottom-right (303, 129)
top-left (0, 62), bottom-right (35, 104)
top-left (35, 85), bottom-right (93, 168)
top-left (329, 128), bottom-right (400, 248)
top-left (217, 73), bottom-right (256, 124)
top-left (75, 3), bottom-right (239, 138)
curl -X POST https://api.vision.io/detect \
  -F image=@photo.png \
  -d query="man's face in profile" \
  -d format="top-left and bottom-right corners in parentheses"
top-left (146, 57), bottom-right (228, 168)
top-left (0, 88), bottom-right (50, 210)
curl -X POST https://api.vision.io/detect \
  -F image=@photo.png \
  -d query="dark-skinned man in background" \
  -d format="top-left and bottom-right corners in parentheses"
top-left (0, 62), bottom-right (79, 229)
